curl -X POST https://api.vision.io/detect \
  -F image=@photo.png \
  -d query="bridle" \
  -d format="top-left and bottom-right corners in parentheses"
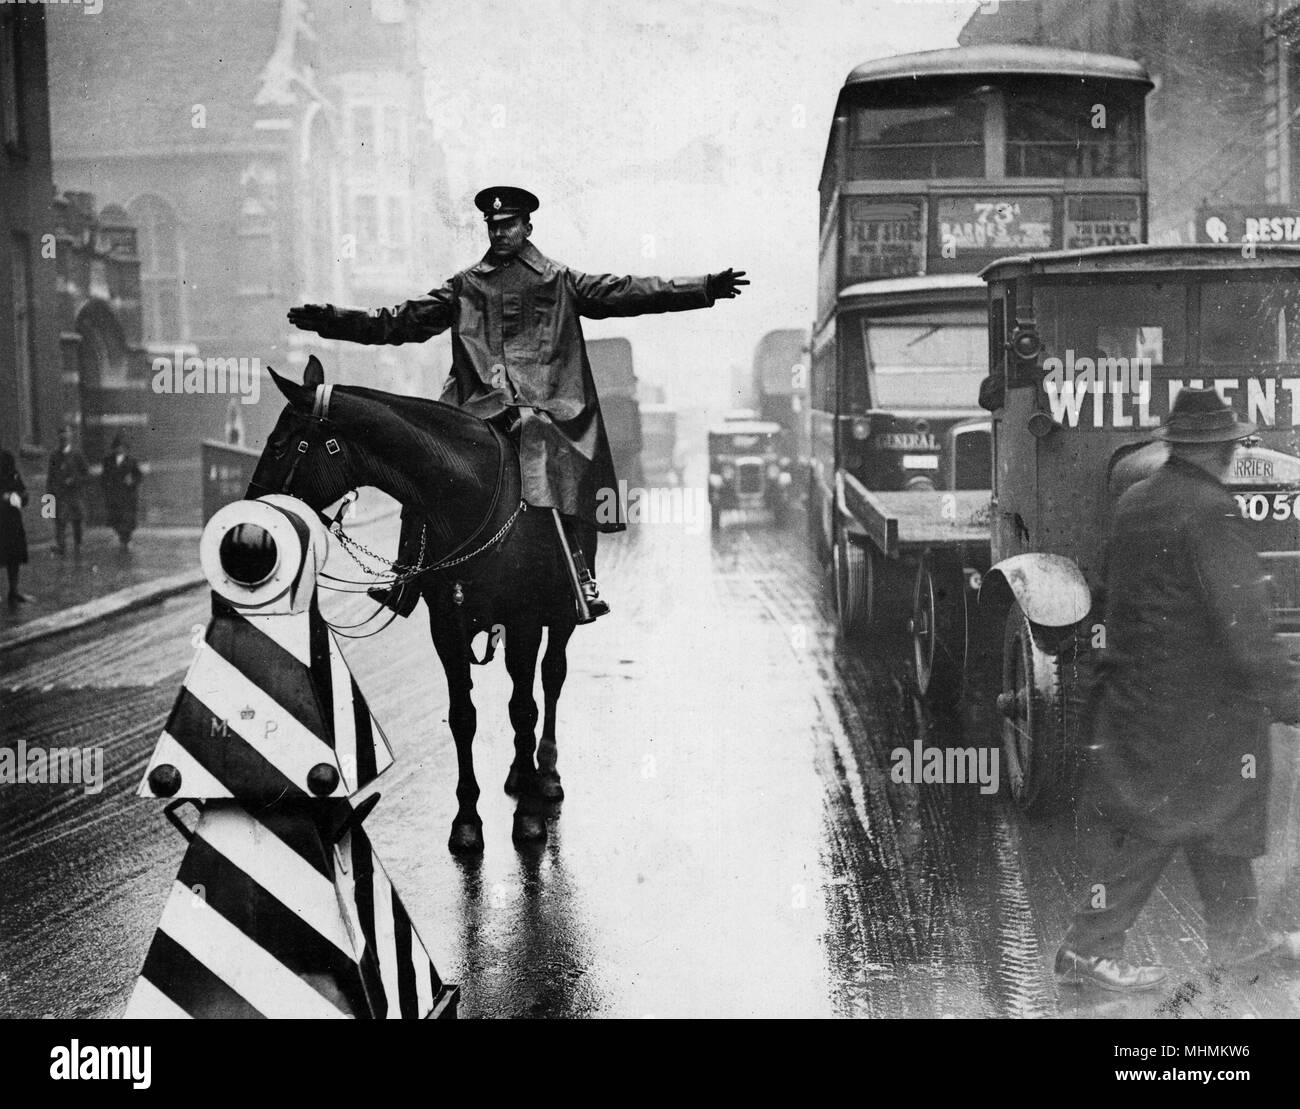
top-left (256, 383), bottom-right (525, 637)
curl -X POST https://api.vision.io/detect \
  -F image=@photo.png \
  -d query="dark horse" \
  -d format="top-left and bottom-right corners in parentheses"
top-left (249, 357), bottom-right (579, 853)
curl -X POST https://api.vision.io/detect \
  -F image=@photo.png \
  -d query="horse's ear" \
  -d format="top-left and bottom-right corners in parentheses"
top-left (268, 366), bottom-right (312, 409)
top-left (303, 355), bottom-right (325, 389)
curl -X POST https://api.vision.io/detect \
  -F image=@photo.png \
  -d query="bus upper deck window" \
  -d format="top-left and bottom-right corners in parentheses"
top-left (1004, 80), bottom-right (1142, 179)
top-left (848, 87), bottom-right (984, 180)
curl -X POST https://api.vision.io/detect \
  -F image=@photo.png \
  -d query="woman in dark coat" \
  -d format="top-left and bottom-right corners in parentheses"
top-left (100, 433), bottom-right (142, 547)
top-left (0, 446), bottom-right (32, 603)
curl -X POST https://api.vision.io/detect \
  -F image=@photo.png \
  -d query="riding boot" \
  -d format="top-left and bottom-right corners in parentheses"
top-left (367, 507), bottom-right (424, 618)
top-left (551, 510), bottom-right (608, 623)
top-left (571, 546), bottom-right (609, 621)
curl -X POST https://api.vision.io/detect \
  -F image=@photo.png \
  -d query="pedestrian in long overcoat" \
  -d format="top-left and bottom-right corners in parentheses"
top-left (101, 434), bottom-right (143, 547)
top-left (47, 425), bottom-right (89, 556)
top-left (0, 446), bottom-right (31, 603)
top-left (1057, 387), bottom-right (1300, 991)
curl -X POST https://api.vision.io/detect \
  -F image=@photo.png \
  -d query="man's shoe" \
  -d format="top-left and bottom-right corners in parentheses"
top-left (368, 583), bottom-right (401, 613)
top-left (367, 580), bottom-right (420, 618)
top-left (580, 580), bottom-right (610, 620)
top-left (1055, 947), bottom-right (1167, 992)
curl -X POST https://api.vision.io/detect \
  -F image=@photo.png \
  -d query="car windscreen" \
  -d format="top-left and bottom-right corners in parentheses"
top-left (861, 315), bottom-right (986, 408)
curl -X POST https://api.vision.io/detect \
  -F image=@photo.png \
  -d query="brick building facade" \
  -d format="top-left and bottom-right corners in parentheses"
top-left (1, 3), bottom-right (61, 463)
top-left (45, 0), bottom-right (453, 522)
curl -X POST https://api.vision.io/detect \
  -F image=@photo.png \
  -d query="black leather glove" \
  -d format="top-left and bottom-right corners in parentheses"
top-left (707, 269), bottom-right (749, 300)
top-left (287, 303), bottom-right (337, 334)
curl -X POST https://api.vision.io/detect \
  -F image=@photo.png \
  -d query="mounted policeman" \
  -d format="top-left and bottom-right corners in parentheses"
top-left (288, 185), bottom-right (747, 622)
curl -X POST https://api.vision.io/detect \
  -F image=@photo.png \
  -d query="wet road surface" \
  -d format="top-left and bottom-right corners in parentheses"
top-left (3, 497), bottom-right (1299, 1018)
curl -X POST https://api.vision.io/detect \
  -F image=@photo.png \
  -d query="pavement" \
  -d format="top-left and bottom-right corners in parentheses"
top-left (0, 527), bottom-right (205, 654)
top-left (0, 502), bottom-right (403, 655)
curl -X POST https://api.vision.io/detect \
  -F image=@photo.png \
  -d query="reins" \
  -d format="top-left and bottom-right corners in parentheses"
top-left (284, 385), bottom-right (523, 641)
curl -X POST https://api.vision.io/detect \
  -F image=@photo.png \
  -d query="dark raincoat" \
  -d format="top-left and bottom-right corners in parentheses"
top-left (47, 446), bottom-right (89, 521)
top-left (1085, 455), bottom-right (1300, 856)
top-left (0, 450), bottom-right (29, 567)
top-left (101, 451), bottom-right (142, 539)
top-left (318, 240), bottom-right (715, 531)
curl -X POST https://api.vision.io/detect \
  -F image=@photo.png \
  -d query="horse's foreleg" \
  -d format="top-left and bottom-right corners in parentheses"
top-left (503, 617), bottom-right (546, 845)
top-left (537, 620), bottom-right (574, 802)
top-left (504, 618), bottom-right (543, 794)
top-left (430, 613), bottom-right (483, 854)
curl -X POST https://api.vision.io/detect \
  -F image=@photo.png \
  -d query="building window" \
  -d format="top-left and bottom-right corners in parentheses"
top-left (353, 193), bottom-right (379, 264)
top-left (384, 196), bottom-right (406, 245)
top-left (1, 9), bottom-right (23, 150)
top-left (381, 105), bottom-right (406, 163)
top-left (10, 232), bottom-right (38, 446)
top-left (127, 194), bottom-right (184, 343)
top-left (351, 104), bottom-right (376, 159)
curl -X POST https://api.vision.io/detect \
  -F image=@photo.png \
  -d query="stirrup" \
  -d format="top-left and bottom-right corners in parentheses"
top-left (580, 578), bottom-right (610, 620)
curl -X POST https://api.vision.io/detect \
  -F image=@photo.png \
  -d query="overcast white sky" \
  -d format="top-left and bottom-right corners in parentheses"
top-left (416, 0), bottom-right (984, 407)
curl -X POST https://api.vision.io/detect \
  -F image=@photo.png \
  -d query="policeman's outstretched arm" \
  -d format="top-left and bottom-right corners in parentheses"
top-left (286, 280), bottom-right (457, 345)
top-left (571, 268), bottom-right (748, 319)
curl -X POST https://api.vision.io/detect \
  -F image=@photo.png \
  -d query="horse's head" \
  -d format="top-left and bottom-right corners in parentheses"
top-left (247, 356), bottom-right (358, 512)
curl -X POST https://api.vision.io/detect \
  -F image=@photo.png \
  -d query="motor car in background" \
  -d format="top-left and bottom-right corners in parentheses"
top-left (708, 419), bottom-right (794, 530)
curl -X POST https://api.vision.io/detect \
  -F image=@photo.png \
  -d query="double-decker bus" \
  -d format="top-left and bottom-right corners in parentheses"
top-left (807, 45), bottom-right (1153, 679)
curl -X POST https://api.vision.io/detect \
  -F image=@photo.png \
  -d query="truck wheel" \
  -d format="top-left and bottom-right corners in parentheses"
top-left (997, 603), bottom-right (1084, 816)
top-left (833, 524), bottom-right (868, 637)
top-left (808, 476), bottom-right (829, 563)
top-left (911, 550), bottom-right (967, 711)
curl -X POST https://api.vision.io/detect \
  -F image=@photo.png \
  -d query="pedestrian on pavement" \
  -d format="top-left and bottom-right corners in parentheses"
top-left (0, 445), bottom-right (32, 604)
top-left (288, 185), bottom-right (746, 623)
top-left (1057, 387), bottom-right (1300, 992)
top-left (47, 425), bottom-right (89, 558)
top-left (100, 433), bottom-right (143, 548)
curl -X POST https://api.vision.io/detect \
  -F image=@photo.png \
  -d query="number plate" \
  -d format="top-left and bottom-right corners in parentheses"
top-left (1235, 492), bottom-right (1300, 522)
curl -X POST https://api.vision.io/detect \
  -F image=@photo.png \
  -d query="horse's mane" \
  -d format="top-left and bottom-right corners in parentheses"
top-left (328, 384), bottom-right (505, 545)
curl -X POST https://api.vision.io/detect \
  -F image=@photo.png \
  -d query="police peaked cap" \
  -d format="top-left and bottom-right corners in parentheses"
top-left (474, 186), bottom-right (539, 222)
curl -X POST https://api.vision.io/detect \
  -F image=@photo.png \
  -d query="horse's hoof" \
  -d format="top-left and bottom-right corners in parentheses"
top-left (537, 772), bottom-right (564, 802)
top-left (512, 811), bottom-right (547, 845)
top-left (448, 820), bottom-right (484, 854)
